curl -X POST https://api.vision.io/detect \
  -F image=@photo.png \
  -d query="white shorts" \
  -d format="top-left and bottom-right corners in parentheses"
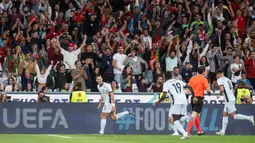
top-left (224, 101), bottom-right (236, 114)
top-left (168, 104), bottom-right (187, 117)
top-left (102, 104), bottom-right (113, 113)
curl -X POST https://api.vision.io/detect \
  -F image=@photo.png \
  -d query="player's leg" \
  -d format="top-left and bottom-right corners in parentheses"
top-left (228, 102), bottom-right (254, 125)
top-left (187, 97), bottom-right (204, 135)
top-left (187, 99), bottom-right (196, 135)
top-left (172, 105), bottom-right (188, 139)
top-left (194, 98), bottom-right (204, 135)
top-left (216, 104), bottom-right (229, 136)
top-left (169, 106), bottom-right (179, 135)
top-left (99, 104), bottom-right (112, 134)
top-left (100, 112), bottom-right (109, 134)
top-left (179, 105), bottom-right (189, 123)
top-left (110, 107), bottom-right (133, 121)
top-left (168, 115), bottom-right (179, 135)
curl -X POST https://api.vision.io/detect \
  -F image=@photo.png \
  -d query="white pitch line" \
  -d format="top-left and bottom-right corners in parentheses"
top-left (47, 134), bottom-right (73, 138)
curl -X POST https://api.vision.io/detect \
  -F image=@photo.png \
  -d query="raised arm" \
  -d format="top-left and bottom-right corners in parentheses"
top-left (200, 43), bottom-right (210, 57)
top-left (35, 60), bottom-right (40, 77)
top-left (45, 60), bottom-right (53, 76)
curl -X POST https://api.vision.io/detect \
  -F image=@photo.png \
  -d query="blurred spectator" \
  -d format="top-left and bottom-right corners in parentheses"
top-left (137, 77), bottom-right (150, 92)
top-left (71, 60), bottom-right (87, 91)
top-left (121, 66), bottom-right (134, 92)
top-left (181, 62), bottom-right (193, 83)
top-left (99, 47), bottom-right (114, 83)
top-left (35, 60), bottom-right (53, 91)
top-left (112, 46), bottom-right (127, 85)
top-left (150, 76), bottom-right (163, 93)
top-left (172, 67), bottom-right (182, 80)
top-left (58, 35), bottom-right (87, 69)
top-left (53, 62), bottom-right (71, 91)
top-left (244, 51), bottom-right (255, 89)
top-left (123, 48), bottom-right (148, 78)
top-left (235, 72), bottom-right (253, 89)
top-left (37, 90), bottom-right (50, 103)
top-left (235, 81), bottom-right (252, 104)
top-left (231, 55), bottom-right (245, 86)
top-left (5, 77), bottom-right (14, 92)
top-left (111, 80), bottom-right (122, 93)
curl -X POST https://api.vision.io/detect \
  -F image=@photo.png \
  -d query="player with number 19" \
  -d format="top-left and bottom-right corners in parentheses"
top-left (154, 71), bottom-right (193, 139)
top-left (215, 69), bottom-right (254, 136)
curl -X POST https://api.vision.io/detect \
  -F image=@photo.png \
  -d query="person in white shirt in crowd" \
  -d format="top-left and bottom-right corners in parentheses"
top-left (57, 35), bottom-right (87, 69)
top-left (4, 77), bottom-right (15, 92)
top-left (112, 46), bottom-right (127, 86)
top-left (35, 60), bottom-right (53, 91)
top-left (165, 40), bottom-right (179, 72)
top-left (142, 30), bottom-right (152, 49)
top-left (230, 55), bottom-right (244, 86)
top-left (172, 67), bottom-right (183, 80)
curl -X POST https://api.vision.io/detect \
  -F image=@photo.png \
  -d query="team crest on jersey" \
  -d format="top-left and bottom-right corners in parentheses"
top-left (78, 93), bottom-right (81, 97)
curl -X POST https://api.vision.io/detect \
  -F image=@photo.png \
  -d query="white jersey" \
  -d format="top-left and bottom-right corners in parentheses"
top-left (163, 79), bottom-right (188, 105)
top-left (97, 82), bottom-right (113, 104)
top-left (217, 76), bottom-right (236, 103)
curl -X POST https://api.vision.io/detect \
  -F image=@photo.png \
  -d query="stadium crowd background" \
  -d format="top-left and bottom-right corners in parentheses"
top-left (0, 0), bottom-right (254, 95)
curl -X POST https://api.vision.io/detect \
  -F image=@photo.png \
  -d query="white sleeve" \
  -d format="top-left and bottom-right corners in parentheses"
top-left (107, 84), bottom-right (113, 93)
top-left (217, 79), bottom-right (223, 86)
top-left (113, 54), bottom-right (117, 60)
top-left (61, 48), bottom-right (68, 56)
top-left (74, 48), bottom-right (81, 55)
top-left (230, 64), bottom-right (235, 73)
top-left (163, 82), bottom-right (169, 93)
top-left (181, 81), bottom-right (187, 87)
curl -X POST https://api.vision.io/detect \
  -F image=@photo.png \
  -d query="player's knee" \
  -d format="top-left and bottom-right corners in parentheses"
top-left (111, 116), bottom-right (117, 121)
top-left (229, 112), bottom-right (235, 119)
top-left (168, 117), bottom-right (174, 124)
top-left (192, 112), bottom-right (198, 118)
top-left (101, 114), bottom-right (107, 119)
top-left (222, 112), bottom-right (228, 117)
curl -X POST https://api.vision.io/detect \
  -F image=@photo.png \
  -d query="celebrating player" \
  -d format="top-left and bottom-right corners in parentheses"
top-left (96, 75), bottom-right (135, 134)
top-left (154, 71), bottom-right (193, 139)
top-left (215, 69), bottom-right (254, 136)
top-left (186, 66), bottom-right (211, 135)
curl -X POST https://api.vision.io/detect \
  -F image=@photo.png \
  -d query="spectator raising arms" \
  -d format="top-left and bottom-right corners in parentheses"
top-left (57, 35), bottom-right (87, 70)
top-left (35, 60), bottom-right (53, 91)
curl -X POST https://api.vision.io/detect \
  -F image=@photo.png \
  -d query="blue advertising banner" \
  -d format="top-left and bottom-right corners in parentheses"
top-left (0, 103), bottom-right (255, 135)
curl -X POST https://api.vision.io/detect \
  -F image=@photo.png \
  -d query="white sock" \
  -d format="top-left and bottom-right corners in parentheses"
top-left (234, 114), bottom-right (250, 120)
top-left (221, 117), bottom-right (228, 133)
top-left (100, 119), bottom-right (106, 134)
top-left (170, 123), bottom-right (178, 134)
top-left (116, 111), bottom-right (129, 120)
top-left (180, 115), bottom-right (188, 123)
top-left (174, 120), bottom-right (186, 136)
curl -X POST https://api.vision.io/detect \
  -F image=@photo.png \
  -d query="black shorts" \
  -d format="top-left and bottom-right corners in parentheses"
top-left (191, 96), bottom-right (204, 113)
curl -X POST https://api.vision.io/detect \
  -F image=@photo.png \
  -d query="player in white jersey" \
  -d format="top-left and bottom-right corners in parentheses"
top-left (96, 75), bottom-right (135, 134)
top-left (215, 69), bottom-right (254, 136)
top-left (154, 71), bottom-right (193, 139)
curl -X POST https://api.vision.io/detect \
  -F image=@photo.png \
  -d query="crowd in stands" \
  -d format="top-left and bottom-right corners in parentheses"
top-left (0, 0), bottom-right (255, 93)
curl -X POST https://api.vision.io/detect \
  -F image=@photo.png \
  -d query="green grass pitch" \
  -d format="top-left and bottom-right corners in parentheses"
top-left (0, 134), bottom-right (254, 143)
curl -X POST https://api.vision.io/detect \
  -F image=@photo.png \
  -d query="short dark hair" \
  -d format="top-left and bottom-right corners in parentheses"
top-left (185, 62), bottom-right (190, 66)
top-left (233, 55), bottom-right (240, 59)
top-left (198, 66), bottom-right (206, 74)
top-left (216, 69), bottom-right (224, 74)
top-left (75, 60), bottom-right (81, 65)
top-left (164, 71), bottom-right (172, 80)
top-left (96, 74), bottom-right (102, 79)
top-left (173, 67), bottom-right (179, 70)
